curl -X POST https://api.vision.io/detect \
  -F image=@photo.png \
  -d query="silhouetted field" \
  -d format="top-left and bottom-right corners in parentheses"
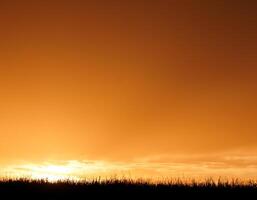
top-left (0, 178), bottom-right (256, 199)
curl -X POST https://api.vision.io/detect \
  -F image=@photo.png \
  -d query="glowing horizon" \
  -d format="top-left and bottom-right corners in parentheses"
top-left (2, 148), bottom-right (257, 181)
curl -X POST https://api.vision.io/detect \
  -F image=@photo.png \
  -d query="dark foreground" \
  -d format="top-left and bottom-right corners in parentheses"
top-left (0, 179), bottom-right (256, 199)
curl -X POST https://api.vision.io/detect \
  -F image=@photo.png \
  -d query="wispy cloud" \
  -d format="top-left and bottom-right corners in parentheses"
top-left (1, 149), bottom-right (257, 181)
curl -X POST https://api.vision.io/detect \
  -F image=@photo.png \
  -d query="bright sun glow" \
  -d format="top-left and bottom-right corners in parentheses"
top-left (28, 165), bottom-right (75, 182)
top-left (20, 164), bottom-right (78, 182)
top-left (2, 160), bottom-right (122, 182)
top-left (2, 161), bottom-right (88, 182)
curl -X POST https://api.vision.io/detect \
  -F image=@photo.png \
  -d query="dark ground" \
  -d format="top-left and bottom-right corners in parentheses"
top-left (0, 179), bottom-right (256, 199)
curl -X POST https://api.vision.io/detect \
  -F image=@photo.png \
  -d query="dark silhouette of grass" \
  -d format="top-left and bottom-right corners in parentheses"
top-left (0, 178), bottom-right (256, 199)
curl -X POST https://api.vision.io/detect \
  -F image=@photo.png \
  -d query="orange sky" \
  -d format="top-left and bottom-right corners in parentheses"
top-left (0, 0), bottom-right (257, 179)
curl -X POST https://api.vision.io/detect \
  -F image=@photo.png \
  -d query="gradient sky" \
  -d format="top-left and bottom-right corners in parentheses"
top-left (0, 0), bottom-right (257, 179)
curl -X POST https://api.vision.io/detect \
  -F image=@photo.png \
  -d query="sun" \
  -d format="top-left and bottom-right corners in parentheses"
top-left (12, 163), bottom-right (81, 182)
top-left (28, 165), bottom-right (73, 182)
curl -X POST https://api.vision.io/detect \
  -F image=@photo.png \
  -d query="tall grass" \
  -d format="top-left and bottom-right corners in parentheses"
top-left (0, 177), bottom-right (256, 199)
top-left (0, 177), bottom-right (256, 188)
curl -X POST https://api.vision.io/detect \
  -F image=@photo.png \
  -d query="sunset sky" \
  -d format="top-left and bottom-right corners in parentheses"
top-left (0, 0), bottom-right (257, 180)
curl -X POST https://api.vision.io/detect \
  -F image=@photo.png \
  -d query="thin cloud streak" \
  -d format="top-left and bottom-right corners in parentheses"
top-left (1, 150), bottom-right (257, 181)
